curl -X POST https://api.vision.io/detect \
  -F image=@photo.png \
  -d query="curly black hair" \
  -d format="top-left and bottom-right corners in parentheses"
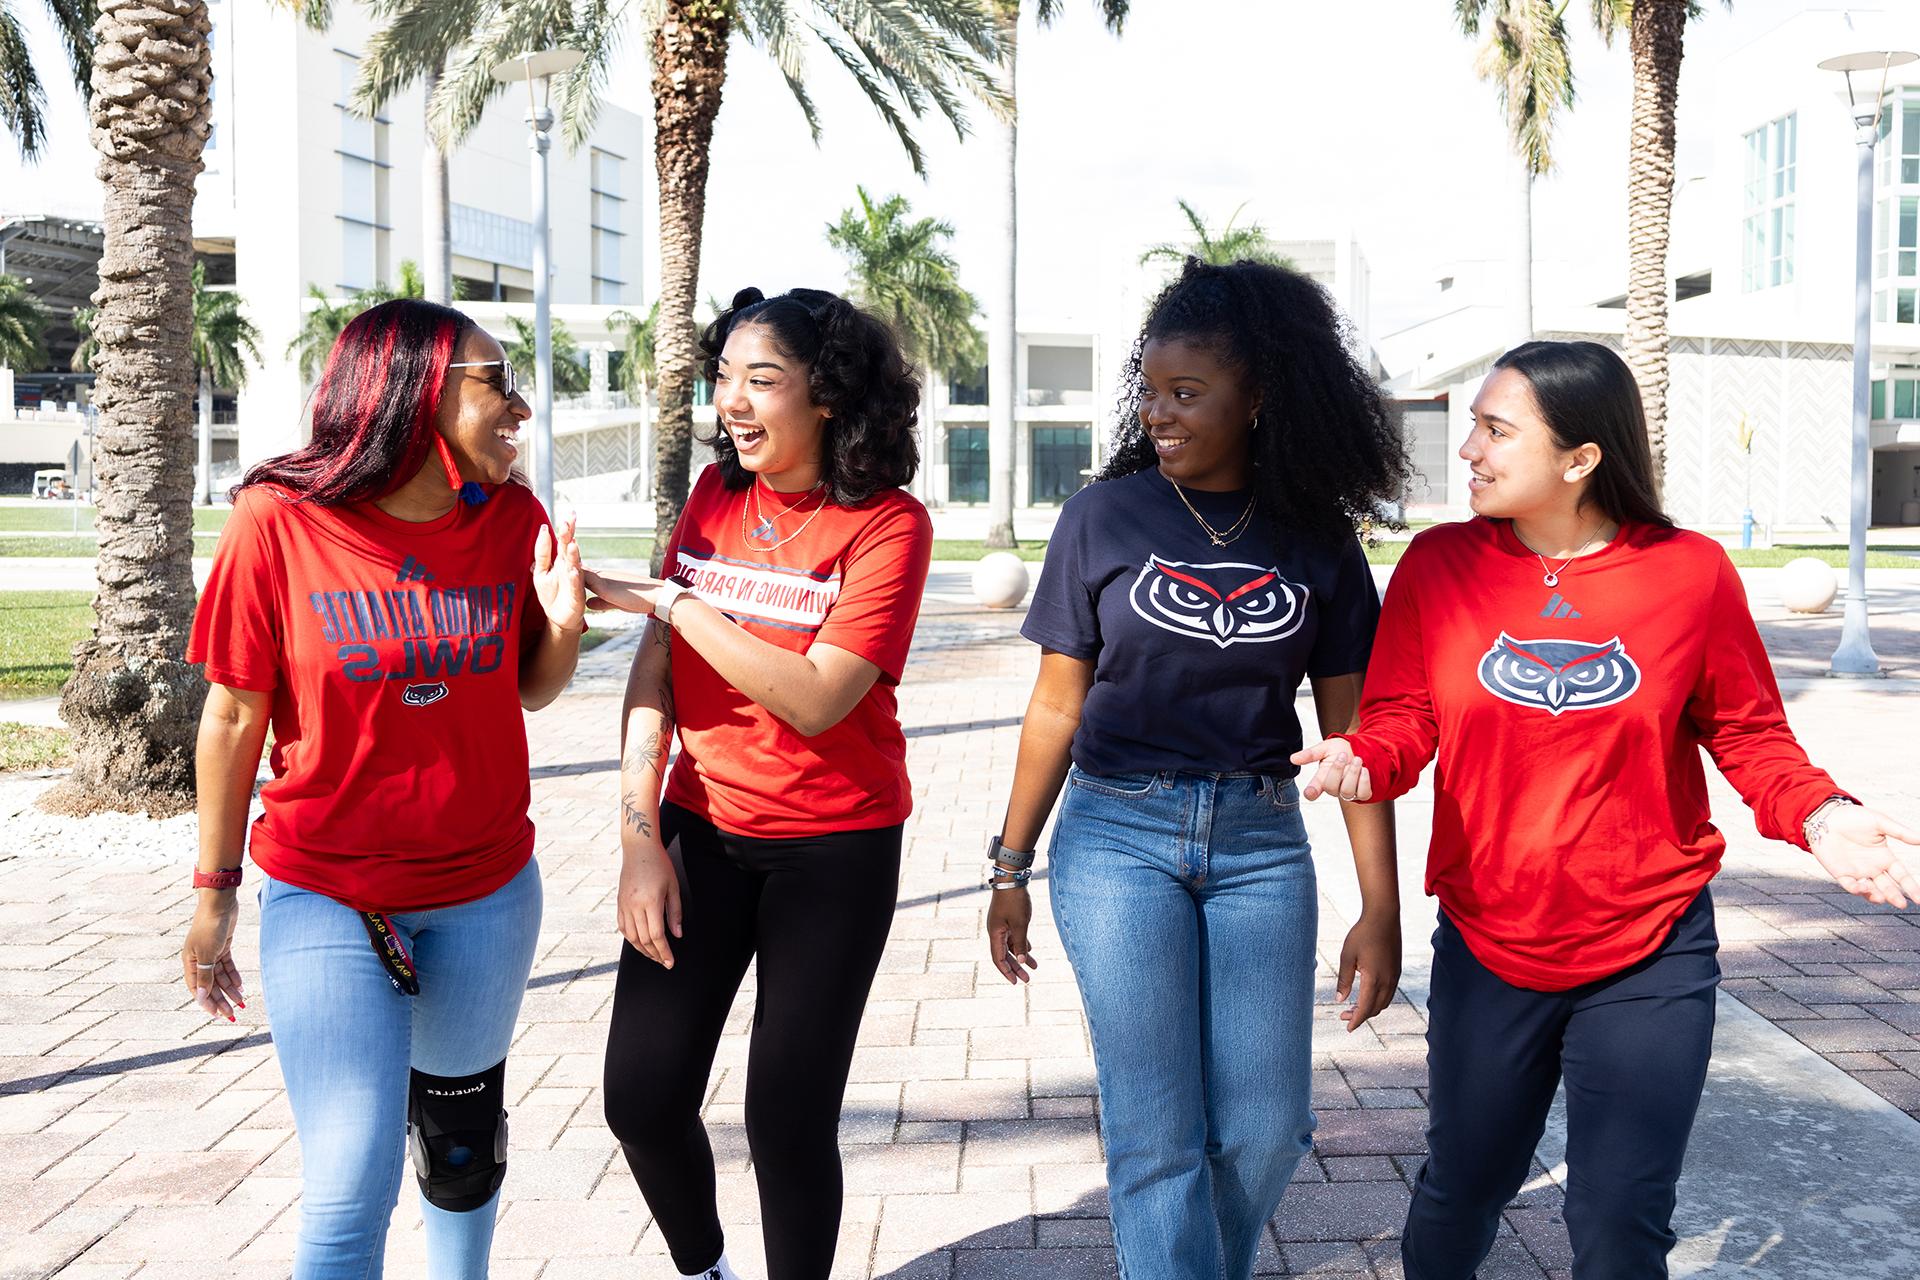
top-left (1101, 258), bottom-right (1411, 542)
top-left (697, 286), bottom-right (921, 506)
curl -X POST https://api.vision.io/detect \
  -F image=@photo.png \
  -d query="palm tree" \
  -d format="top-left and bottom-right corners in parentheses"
top-left (51, 0), bottom-right (213, 818)
top-left (1139, 200), bottom-right (1294, 269)
top-left (506, 314), bottom-right (591, 396)
top-left (285, 259), bottom-right (427, 382)
top-left (0, 273), bottom-right (48, 369)
top-left (1457, 0), bottom-right (1723, 490)
top-left (189, 261), bottom-right (263, 504)
top-left (1454, 0), bottom-right (1575, 343)
top-left (608, 300), bottom-right (662, 500)
top-left (828, 187), bottom-right (984, 503)
top-left (0, 0), bottom-right (93, 159)
top-left (68, 304), bottom-right (96, 372)
top-left (982, 0), bottom-right (1128, 548)
top-left (1599, 0), bottom-right (1720, 492)
top-left (828, 186), bottom-right (984, 376)
top-left (362, 2), bottom-right (1009, 575)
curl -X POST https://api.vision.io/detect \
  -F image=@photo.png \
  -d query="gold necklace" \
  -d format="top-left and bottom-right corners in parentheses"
top-left (1170, 480), bottom-right (1256, 547)
top-left (741, 479), bottom-right (830, 553)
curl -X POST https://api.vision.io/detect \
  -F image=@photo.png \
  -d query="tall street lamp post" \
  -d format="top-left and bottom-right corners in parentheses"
top-left (491, 48), bottom-right (584, 518)
top-left (1816, 48), bottom-right (1916, 677)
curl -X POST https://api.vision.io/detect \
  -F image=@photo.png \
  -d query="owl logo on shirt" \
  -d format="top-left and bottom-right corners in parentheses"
top-left (1477, 633), bottom-right (1641, 716)
top-left (1128, 555), bottom-right (1309, 649)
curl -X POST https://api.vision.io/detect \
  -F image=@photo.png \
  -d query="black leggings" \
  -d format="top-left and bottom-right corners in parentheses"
top-left (602, 802), bottom-right (902, 1280)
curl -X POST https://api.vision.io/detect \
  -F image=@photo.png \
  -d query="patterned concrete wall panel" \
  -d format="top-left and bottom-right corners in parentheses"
top-left (1701, 339), bottom-right (1784, 528)
top-left (1782, 342), bottom-right (1853, 528)
top-left (1668, 337), bottom-right (1708, 521)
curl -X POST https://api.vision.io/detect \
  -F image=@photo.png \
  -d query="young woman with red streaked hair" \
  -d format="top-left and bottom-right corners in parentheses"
top-left (179, 299), bottom-right (587, 1279)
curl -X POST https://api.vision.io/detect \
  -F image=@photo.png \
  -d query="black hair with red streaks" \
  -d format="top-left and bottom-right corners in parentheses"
top-left (238, 299), bottom-right (471, 505)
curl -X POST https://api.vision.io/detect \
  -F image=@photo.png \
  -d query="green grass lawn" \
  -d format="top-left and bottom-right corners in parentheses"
top-left (0, 506), bottom-right (229, 534)
top-left (0, 723), bottom-right (72, 772)
top-left (0, 591), bottom-right (94, 698)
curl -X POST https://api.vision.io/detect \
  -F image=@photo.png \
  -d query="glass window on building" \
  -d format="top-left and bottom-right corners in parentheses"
top-left (591, 149), bottom-right (626, 305)
top-left (1742, 113), bottom-right (1796, 291)
top-left (1031, 426), bottom-right (1092, 505)
top-left (949, 364), bottom-right (988, 406)
top-left (947, 426), bottom-right (988, 504)
top-left (1878, 374), bottom-right (1920, 419)
top-left (1876, 92), bottom-right (1920, 322)
top-left (694, 376), bottom-right (714, 407)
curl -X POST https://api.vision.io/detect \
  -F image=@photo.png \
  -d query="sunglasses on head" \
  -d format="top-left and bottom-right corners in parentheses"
top-left (447, 357), bottom-right (518, 400)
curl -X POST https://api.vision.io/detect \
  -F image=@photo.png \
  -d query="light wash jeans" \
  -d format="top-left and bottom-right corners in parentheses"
top-left (1050, 767), bottom-right (1319, 1280)
top-left (257, 858), bottom-right (543, 1280)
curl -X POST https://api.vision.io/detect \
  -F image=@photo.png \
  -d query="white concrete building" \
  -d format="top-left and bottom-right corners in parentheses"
top-left (1382, 7), bottom-right (1920, 530)
top-left (199, 0), bottom-right (646, 474)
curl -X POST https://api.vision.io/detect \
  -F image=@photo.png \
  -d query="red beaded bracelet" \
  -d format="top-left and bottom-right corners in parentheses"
top-left (193, 867), bottom-right (243, 890)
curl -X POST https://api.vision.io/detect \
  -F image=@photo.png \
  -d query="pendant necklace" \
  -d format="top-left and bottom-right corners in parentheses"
top-left (1170, 480), bottom-right (1256, 547)
top-left (1516, 522), bottom-right (1603, 588)
top-left (741, 478), bottom-right (830, 554)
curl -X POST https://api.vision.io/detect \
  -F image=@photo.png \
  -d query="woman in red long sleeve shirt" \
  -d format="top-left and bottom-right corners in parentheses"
top-left (1294, 341), bottom-right (1920, 1280)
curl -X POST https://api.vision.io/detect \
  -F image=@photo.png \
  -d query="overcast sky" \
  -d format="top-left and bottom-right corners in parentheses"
top-left (0, 0), bottom-right (1854, 337)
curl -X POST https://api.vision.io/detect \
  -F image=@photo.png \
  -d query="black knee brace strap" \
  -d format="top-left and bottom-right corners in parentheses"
top-left (408, 1060), bottom-right (509, 1212)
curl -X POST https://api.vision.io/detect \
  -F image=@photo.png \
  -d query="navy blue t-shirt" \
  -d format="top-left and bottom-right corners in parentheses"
top-left (1023, 467), bottom-right (1380, 777)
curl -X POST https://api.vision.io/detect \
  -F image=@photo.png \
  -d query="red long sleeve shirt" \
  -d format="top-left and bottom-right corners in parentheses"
top-left (1338, 518), bottom-right (1846, 990)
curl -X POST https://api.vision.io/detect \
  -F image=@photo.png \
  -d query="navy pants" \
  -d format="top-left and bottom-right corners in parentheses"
top-left (1403, 887), bottom-right (1720, 1280)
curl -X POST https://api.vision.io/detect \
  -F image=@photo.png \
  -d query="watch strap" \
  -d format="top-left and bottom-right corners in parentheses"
top-left (193, 866), bottom-right (243, 890)
top-left (987, 836), bottom-right (1035, 870)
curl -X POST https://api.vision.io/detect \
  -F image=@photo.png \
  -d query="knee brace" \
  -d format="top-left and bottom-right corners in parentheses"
top-left (407, 1061), bottom-right (509, 1212)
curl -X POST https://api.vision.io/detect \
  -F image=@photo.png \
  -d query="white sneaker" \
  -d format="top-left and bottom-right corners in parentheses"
top-left (679, 1254), bottom-right (742, 1280)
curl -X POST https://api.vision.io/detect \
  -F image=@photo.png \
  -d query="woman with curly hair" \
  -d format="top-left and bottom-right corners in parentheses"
top-left (984, 257), bottom-right (1411, 1280)
top-left (582, 286), bottom-right (933, 1280)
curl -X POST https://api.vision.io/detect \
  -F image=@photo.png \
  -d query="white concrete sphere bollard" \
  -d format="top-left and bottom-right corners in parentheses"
top-left (972, 552), bottom-right (1031, 610)
top-left (1778, 556), bottom-right (1838, 614)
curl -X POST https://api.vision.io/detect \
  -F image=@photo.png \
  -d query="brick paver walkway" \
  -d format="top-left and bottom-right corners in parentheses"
top-left (2, 566), bottom-right (1918, 1279)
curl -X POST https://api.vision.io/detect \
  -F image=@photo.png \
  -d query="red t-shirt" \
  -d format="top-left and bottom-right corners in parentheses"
top-left (186, 484), bottom-right (551, 912)
top-left (660, 467), bottom-right (933, 838)
top-left (1337, 518), bottom-right (1846, 991)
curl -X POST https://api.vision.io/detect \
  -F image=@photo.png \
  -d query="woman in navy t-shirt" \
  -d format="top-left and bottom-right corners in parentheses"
top-left (986, 258), bottom-right (1412, 1280)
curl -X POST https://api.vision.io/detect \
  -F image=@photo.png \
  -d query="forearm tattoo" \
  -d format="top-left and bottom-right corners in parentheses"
top-left (620, 788), bottom-right (652, 838)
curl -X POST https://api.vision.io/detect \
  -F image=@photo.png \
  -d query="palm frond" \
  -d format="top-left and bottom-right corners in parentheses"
top-left (45, 0), bottom-right (95, 90)
top-left (1474, 0), bottom-right (1575, 175)
top-left (556, 0), bottom-right (643, 152)
top-left (0, 6), bottom-right (52, 159)
top-left (815, 30), bottom-right (928, 175)
top-left (353, 0), bottom-right (490, 117)
top-left (430, 0), bottom-right (577, 146)
top-left (1034, 0), bottom-right (1128, 34)
top-left (69, 305), bottom-right (96, 373)
top-left (0, 272), bottom-right (49, 368)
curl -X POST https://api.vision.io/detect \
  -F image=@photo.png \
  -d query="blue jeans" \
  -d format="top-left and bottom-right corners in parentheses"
top-left (257, 859), bottom-right (543, 1280)
top-left (1049, 767), bottom-right (1319, 1280)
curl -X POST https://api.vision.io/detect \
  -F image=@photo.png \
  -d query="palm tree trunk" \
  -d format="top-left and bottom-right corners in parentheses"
top-left (51, 0), bottom-right (213, 817)
top-left (1625, 0), bottom-right (1686, 497)
top-left (197, 366), bottom-right (212, 505)
top-left (984, 1), bottom-right (1019, 548)
top-left (423, 64), bottom-right (452, 306)
top-left (649, 0), bottom-right (729, 575)
top-left (919, 359), bottom-right (938, 505)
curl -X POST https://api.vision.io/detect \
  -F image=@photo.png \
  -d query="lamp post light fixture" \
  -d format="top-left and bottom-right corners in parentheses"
top-left (491, 47), bottom-right (585, 518)
top-left (1815, 48), bottom-right (1917, 678)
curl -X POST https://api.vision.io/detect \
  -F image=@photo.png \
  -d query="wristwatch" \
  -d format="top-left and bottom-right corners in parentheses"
top-left (1803, 794), bottom-right (1857, 847)
top-left (987, 835), bottom-right (1034, 870)
top-left (653, 580), bottom-right (692, 625)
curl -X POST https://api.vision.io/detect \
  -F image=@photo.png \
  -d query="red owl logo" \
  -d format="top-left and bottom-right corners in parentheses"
top-left (1128, 555), bottom-right (1308, 649)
